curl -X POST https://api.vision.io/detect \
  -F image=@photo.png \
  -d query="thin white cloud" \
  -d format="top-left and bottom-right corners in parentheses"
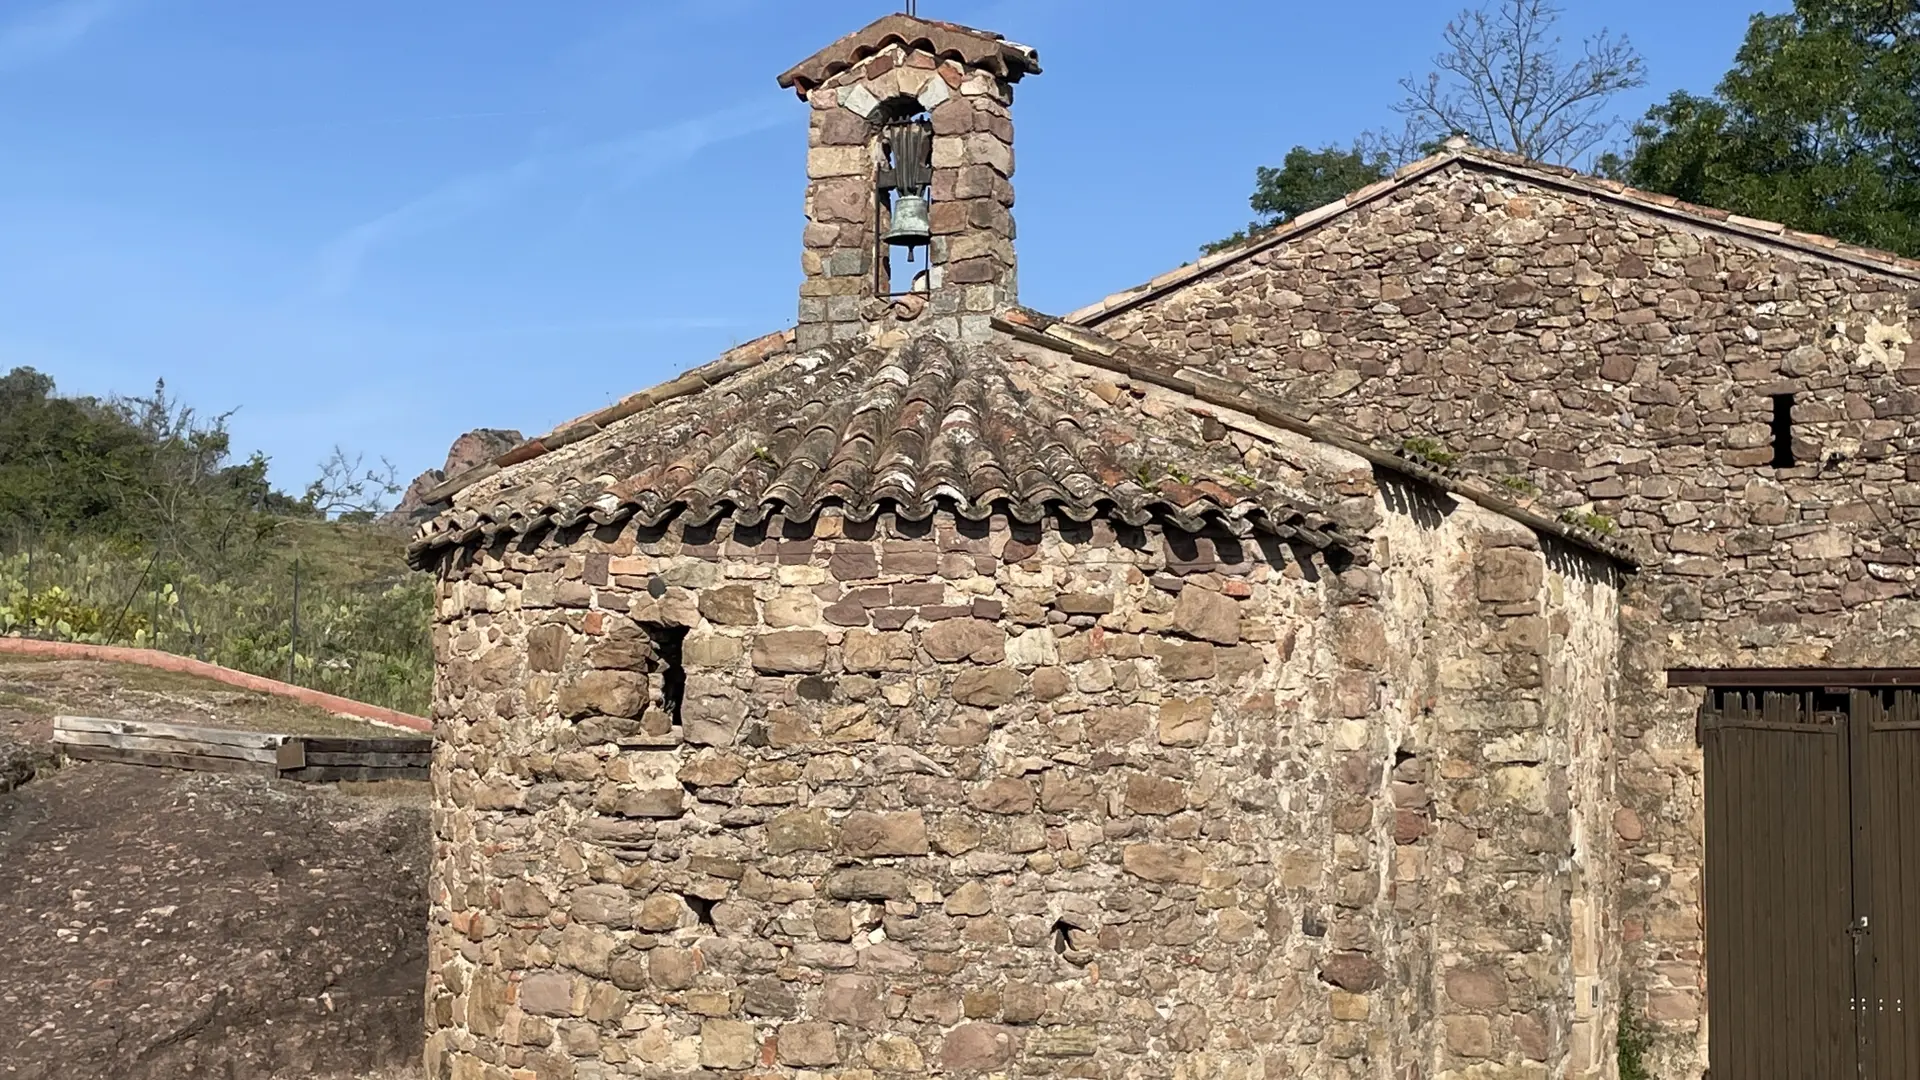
top-left (0, 0), bottom-right (117, 71)
top-left (315, 97), bottom-right (787, 298)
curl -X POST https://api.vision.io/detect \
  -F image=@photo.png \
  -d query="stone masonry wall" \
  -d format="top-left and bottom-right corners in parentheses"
top-left (421, 473), bottom-right (1616, 1078)
top-left (1373, 481), bottom-right (1622, 1080)
top-left (426, 511), bottom-right (1371, 1080)
top-left (798, 45), bottom-right (1018, 348)
top-left (1089, 160), bottom-right (1920, 1076)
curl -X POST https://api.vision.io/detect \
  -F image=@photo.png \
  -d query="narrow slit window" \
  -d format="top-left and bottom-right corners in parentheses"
top-left (1770, 393), bottom-right (1796, 468)
top-left (647, 624), bottom-right (687, 727)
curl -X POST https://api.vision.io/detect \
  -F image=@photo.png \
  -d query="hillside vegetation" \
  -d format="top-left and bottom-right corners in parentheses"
top-left (0, 367), bottom-right (432, 715)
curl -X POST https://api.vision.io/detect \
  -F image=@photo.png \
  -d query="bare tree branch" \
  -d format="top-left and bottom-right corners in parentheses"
top-left (304, 446), bottom-right (402, 520)
top-left (1381, 0), bottom-right (1646, 166)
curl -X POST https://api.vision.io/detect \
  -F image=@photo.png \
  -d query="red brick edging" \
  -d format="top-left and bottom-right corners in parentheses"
top-left (0, 637), bottom-right (432, 733)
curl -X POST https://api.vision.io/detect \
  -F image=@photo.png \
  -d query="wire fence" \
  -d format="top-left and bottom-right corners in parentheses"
top-left (0, 528), bottom-right (432, 715)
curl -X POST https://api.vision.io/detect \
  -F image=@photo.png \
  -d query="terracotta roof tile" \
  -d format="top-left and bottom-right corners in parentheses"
top-left (406, 330), bottom-right (1348, 569)
top-left (777, 15), bottom-right (1040, 97)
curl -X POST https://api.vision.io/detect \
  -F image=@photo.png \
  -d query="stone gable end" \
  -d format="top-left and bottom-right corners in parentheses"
top-left (1089, 157), bottom-right (1920, 1077)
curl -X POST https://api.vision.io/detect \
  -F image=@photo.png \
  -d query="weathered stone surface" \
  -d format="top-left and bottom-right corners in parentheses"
top-left (502, 880), bottom-right (550, 918)
top-left (422, 105), bottom-right (1701, 1079)
top-left (825, 868), bottom-right (914, 900)
top-left (767, 808), bottom-right (837, 854)
top-left (970, 777), bottom-right (1034, 814)
top-left (558, 670), bottom-right (647, 719)
top-left (820, 974), bottom-right (885, 1026)
top-left (649, 948), bottom-right (700, 990)
top-left (865, 1033), bottom-right (926, 1071)
top-left (569, 884), bottom-right (632, 927)
top-left (942, 1023), bottom-right (1017, 1070)
top-left (753, 630), bottom-right (829, 674)
top-left (1445, 965), bottom-right (1510, 1009)
top-left (1320, 952), bottom-right (1385, 993)
top-left (699, 585), bottom-right (759, 625)
top-left (1156, 697), bottom-right (1213, 747)
top-left (777, 1021), bottom-right (840, 1066)
top-left (951, 666), bottom-right (1021, 706)
top-left (1125, 773), bottom-right (1187, 815)
top-left (923, 619), bottom-right (1005, 663)
top-left (1152, 638), bottom-right (1215, 681)
top-left (636, 893), bottom-right (688, 932)
top-left (840, 810), bottom-right (929, 856)
top-left (519, 972), bottom-right (575, 1017)
top-left (1172, 586), bottom-right (1241, 644)
top-left (943, 880), bottom-right (993, 916)
top-left (1122, 843), bottom-right (1205, 884)
top-left (700, 1019), bottom-right (758, 1069)
top-left (527, 623), bottom-right (570, 672)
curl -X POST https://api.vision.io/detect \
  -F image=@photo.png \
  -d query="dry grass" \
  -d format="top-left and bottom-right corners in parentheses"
top-left (0, 654), bottom-right (407, 738)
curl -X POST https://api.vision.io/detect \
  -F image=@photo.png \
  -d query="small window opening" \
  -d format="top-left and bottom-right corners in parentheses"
top-left (1770, 393), bottom-right (1796, 468)
top-left (685, 894), bottom-right (716, 926)
top-left (1050, 920), bottom-right (1073, 955)
top-left (646, 624), bottom-right (687, 727)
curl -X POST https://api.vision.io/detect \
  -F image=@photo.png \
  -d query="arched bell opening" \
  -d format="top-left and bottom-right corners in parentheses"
top-left (873, 95), bottom-right (934, 297)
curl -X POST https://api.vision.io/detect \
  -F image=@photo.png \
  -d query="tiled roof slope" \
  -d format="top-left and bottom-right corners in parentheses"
top-left (997, 307), bottom-right (1639, 568)
top-left (406, 330), bottom-right (1353, 569)
top-left (412, 329), bottom-right (795, 509)
top-left (1067, 145), bottom-right (1920, 327)
top-left (777, 14), bottom-right (1041, 97)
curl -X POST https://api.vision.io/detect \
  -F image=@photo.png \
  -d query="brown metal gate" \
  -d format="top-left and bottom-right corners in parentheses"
top-left (1703, 687), bottom-right (1920, 1079)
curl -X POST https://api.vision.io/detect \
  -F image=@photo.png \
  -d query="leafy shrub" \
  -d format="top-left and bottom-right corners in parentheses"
top-left (0, 537), bottom-right (431, 715)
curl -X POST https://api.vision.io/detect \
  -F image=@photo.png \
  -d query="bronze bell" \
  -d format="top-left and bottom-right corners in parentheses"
top-left (884, 192), bottom-right (932, 253)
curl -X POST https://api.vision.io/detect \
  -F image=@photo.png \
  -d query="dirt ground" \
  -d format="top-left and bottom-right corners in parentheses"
top-left (0, 655), bottom-right (430, 1080)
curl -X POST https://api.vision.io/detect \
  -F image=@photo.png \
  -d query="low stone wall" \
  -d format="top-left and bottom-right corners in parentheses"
top-left (0, 637), bottom-right (430, 732)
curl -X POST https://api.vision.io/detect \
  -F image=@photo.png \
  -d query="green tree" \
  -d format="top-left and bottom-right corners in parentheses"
top-left (1618, 0), bottom-right (1920, 257)
top-left (1202, 143), bottom-right (1391, 254)
top-left (0, 367), bottom-right (152, 537)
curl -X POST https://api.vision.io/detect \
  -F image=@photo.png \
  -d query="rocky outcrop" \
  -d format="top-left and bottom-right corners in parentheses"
top-left (388, 428), bottom-right (522, 521)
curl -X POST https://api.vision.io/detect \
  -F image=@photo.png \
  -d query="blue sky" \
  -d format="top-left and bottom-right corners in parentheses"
top-left (0, 0), bottom-right (1782, 491)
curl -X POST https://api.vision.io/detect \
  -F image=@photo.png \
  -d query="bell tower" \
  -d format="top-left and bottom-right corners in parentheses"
top-left (779, 15), bottom-right (1041, 348)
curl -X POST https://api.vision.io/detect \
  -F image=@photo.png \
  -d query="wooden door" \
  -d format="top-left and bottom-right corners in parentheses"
top-left (1703, 688), bottom-right (1858, 1079)
top-left (1703, 687), bottom-right (1920, 1079)
top-left (1863, 689), bottom-right (1920, 1078)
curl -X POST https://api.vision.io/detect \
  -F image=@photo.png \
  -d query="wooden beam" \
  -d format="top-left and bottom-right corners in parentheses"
top-left (303, 750), bottom-right (431, 768)
top-left (59, 743), bottom-right (277, 776)
top-left (282, 765), bottom-right (429, 784)
top-left (54, 728), bottom-right (282, 764)
top-left (1668, 668), bottom-right (1920, 688)
top-left (55, 715), bottom-right (287, 750)
top-left (303, 736), bottom-right (435, 754)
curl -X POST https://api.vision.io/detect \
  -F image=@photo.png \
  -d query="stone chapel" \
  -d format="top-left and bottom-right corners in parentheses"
top-left (406, 13), bottom-right (1920, 1080)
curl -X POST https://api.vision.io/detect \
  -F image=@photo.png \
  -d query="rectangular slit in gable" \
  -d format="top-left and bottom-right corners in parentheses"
top-left (1771, 392), bottom-right (1796, 468)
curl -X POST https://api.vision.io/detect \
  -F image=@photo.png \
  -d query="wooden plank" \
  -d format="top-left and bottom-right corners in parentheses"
top-left (55, 715), bottom-right (287, 750)
top-left (303, 750), bottom-right (432, 768)
top-left (276, 739), bottom-right (307, 770)
top-left (281, 765), bottom-right (429, 784)
top-left (54, 729), bottom-right (282, 764)
top-left (302, 736), bottom-right (434, 754)
top-left (62, 743), bottom-right (277, 777)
